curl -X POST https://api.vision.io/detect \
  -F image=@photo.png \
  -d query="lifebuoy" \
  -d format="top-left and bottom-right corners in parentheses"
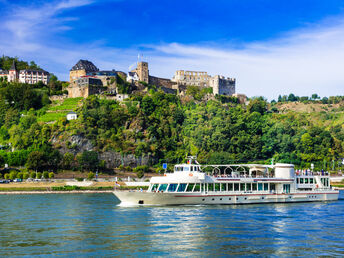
top-left (189, 173), bottom-right (193, 177)
top-left (316, 184), bottom-right (318, 188)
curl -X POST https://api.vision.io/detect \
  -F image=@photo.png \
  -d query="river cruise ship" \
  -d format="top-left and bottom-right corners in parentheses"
top-left (114, 157), bottom-right (339, 205)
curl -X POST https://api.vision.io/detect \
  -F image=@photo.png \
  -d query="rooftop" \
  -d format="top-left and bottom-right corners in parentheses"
top-left (71, 59), bottom-right (99, 72)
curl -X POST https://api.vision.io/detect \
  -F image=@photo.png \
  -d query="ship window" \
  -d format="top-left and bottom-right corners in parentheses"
top-left (240, 183), bottom-right (245, 191)
top-left (220, 183), bottom-right (226, 191)
top-left (252, 183), bottom-right (257, 191)
top-left (208, 183), bottom-right (214, 191)
top-left (152, 184), bottom-right (159, 191)
top-left (186, 183), bottom-right (195, 192)
top-left (215, 183), bottom-right (220, 192)
top-left (305, 178), bottom-right (309, 184)
top-left (246, 183), bottom-right (252, 191)
top-left (184, 166), bottom-right (190, 172)
top-left (194, 183), bottom-right (200, 192)
top-left (310, 178), bottom-right (314, 184)
top-left (234, 183), bottom-right (239, 191)
top-left (177, 183), bottom-right (187, 192)
top-left (191, 166), bottom-right (193, 171)
top-left (300, 178), bottom-right (304, 184)
top-left (264, 183), bottom-right (269, 191)
top-left (258, 183), bottom-right (263, 191)
top-left (158, 184), bottom-right (168, 192)
top-left (228, 183), bottom-right (233, 191)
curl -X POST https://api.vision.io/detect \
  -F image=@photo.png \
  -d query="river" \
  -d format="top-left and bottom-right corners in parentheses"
top-left (0, 191), bottom-right (343, 257)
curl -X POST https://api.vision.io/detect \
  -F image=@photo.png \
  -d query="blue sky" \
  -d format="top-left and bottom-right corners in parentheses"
top-left (1, 0), bottom-right (344, 99)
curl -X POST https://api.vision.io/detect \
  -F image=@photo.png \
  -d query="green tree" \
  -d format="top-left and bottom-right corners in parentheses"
top-left (9, 171), bottom-right (17, 180)
top-left (78, 151), bottom-right (99, 171)
top-left (43, 171), bottom-right (49, 179)
top-left (23, 172), bottom-right (29, 180)
top-left (87, 172), bottom-right (95, 180)
top-left (48, 172), bottom-right (54, 179)
top-left (4, 173), bottom-right (10, 180)
top-left (30, 172), bottom-right (36, 179)
top-left (26, 151), bottom-right (44, 171)
top-left (17, 172), bottom-right (23, 179)
top-left (247, 98), bottom-right (267, 115)
top-left (36, 172), bottom-right (42, 179)
top-left (311, 93), bottom-right (319, 100)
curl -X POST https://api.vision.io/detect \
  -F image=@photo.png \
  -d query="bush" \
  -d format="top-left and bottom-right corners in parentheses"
top-left (125, 166), bottom-right (132, 172)
top-left (4, 173), bottom-right (10, 180)
top-left (9, 171), bottom-right (17, 180)
top-left (43, 171), bottom-right (49, 179)
top-left (52, 185), bottom-right (80, 191)
top-left (23, 172), bottom-right (29, 180)
top-left (87, 172), bottom-right (95, 180)
top-left (48, 172), bottom-right (54, 179)
top-left (36, 172), bottom-right (42, 179)
top-left (76, 177), bottom-right (84, 182)
top-left (17, 172), bottom-right (23, 179)
top-left (136, 170), bottom-right (144, 178)
top-left (30, 172), bottom-right (36, 179)
top-left (134, 165), bottom-right (149, 173)
top-left (155, 167), bottom-right (164, 174)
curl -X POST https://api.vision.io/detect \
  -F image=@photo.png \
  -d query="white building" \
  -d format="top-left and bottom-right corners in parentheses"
top-left (66, 112), bottom-right (77, 120)
top-left (19, 70), bottom-right (50, 85)
top-left (126, 71), bottom-right (139, 82)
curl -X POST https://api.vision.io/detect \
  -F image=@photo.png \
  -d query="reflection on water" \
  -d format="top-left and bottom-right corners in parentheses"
top-left (0, 192), bottom-right (343, 256)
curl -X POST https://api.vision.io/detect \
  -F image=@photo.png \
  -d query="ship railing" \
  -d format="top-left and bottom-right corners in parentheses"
top-left (214, 175), bottom-right (272, 179)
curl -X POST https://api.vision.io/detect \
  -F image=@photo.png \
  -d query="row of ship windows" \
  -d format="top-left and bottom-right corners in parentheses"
top-left (151, 182), bottom-right (278, 193)
top-left (297, 177), bottom-right (329, 186)
top-left (201, 197), bottom-right (265, 201)
top-left (297, 178), bottom-right (315, 184)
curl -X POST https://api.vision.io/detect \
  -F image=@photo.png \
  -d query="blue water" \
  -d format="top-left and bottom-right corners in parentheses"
top-left (0, 192), bottom-right (343, 257)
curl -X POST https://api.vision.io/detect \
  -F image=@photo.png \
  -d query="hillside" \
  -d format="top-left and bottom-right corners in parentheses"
top-left (0, 80), bottom-right (343, 176)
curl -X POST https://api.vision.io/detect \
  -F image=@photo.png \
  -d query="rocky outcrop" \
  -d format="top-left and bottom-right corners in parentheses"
top-left (99, 152), bottom-right (150, 169)
top-left (53, 134), bottom-right (150, 169)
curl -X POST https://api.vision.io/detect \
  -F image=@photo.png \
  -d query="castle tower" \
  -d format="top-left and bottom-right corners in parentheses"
top-left (8, 60), bottom-right (18, 82)
top-left (136, 62), bottom-right (149, 83)
top-left (69, 59), bottom-right (99, 82)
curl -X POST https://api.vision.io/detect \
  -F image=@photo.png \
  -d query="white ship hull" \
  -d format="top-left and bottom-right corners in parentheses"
top-left (114, 191), bottom-right (339, 206)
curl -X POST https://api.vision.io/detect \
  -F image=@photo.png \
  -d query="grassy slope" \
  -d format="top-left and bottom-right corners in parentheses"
top-left (37, 97), bottom-right (83, 122)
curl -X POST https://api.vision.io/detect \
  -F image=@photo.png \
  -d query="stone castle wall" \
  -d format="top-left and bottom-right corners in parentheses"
top-left (149, 75), bottom-right (177, 89)
top-left (210, 75), bottom-right (235, 95)
top-left (70, 70), bottom-right (86, 82)
top-left (67, 85), bottom-right (89, 98)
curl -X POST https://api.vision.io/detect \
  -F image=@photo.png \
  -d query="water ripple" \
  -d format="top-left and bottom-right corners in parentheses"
top-left (0, 192), bottom-right (343, 257)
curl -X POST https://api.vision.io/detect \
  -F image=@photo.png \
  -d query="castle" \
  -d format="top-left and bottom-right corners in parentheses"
top-left (172, 70), bottom-right (235, 95)
top-left (68, 60), bottom-right (120, 98)
top-left (67, 59), bottom-right (238, 99)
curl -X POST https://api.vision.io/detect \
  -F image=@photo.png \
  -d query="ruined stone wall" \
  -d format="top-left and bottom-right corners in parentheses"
top-left (69, 69), bottom-right (86, 82)
top-left (67, 84), bottom-right (89, 98)
top-left (149, 75), bottom-right (177, 89)
top-left (210, 75), bottom-right (235, 95)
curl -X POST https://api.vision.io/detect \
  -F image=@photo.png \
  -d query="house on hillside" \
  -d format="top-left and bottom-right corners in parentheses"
top-left (66, 111), bottom-right (77, 120)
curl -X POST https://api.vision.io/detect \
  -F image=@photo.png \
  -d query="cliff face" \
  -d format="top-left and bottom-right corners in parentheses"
top-left (99, 152), bottom-right (150, 169)
top-left (53, 134), bottom-right (150, 169)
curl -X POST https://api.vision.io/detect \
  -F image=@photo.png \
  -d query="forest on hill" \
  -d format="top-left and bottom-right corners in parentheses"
top-left (0, 80), bottom-right (343, 175)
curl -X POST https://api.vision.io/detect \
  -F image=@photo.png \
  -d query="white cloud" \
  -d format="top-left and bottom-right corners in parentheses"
top-left (145, 22), bottom-right (344, 99)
